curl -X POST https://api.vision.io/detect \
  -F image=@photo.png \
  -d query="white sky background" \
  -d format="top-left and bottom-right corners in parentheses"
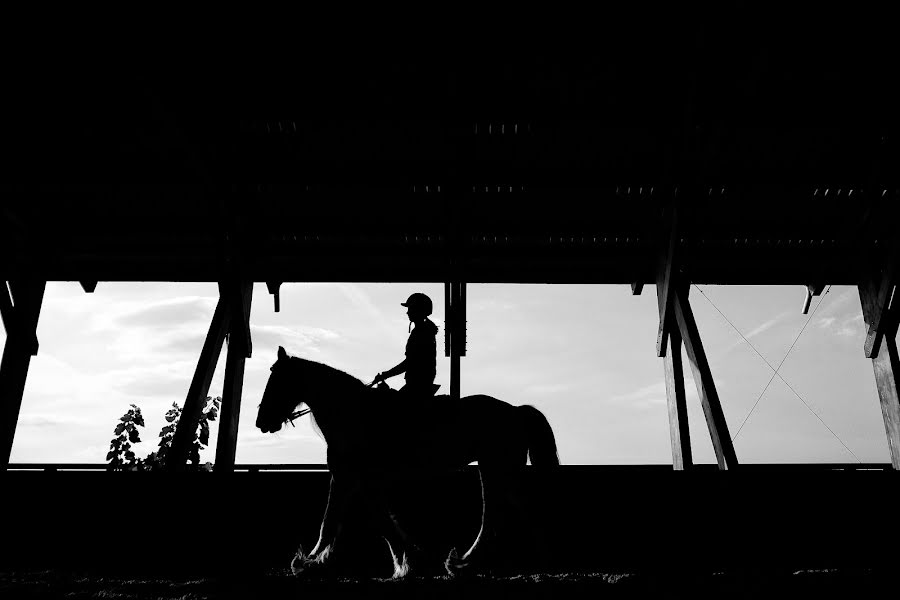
top-left (5, 282), bottom-right (891, 465)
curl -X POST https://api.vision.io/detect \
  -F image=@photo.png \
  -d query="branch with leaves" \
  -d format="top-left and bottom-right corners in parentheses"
top-left (106, 397), bottom-right (222, 471)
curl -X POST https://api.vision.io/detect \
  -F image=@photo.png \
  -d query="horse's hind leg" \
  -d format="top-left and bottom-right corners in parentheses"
top-left (445, 468), bottom-right (506, 575)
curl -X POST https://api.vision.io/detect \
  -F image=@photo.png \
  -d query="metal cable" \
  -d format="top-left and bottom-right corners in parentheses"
top-left (692, 285), bottom-right (861, 462)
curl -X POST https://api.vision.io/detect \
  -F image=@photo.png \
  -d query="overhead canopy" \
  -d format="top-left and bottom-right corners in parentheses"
top-left (3, 21), bottom-right (897, 285)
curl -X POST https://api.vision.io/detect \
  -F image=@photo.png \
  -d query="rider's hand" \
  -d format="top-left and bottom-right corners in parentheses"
top-left (368, 373), bottom-right (384, 387)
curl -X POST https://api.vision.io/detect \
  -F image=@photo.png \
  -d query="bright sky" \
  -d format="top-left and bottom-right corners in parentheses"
top-left (5, 282), bottom-right (891, 465)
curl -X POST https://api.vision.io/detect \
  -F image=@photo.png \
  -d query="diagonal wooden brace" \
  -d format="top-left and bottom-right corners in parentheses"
top-left (663, 316), bottom-right (692, 470)
top-left (214, 280), bottom-right (253, 472)
top-left (863, 247), bottom-right (897, 359)
top-left (859, 274), bottom-right (900, 469)
top-left (167, 296), bottom-right (231, 472)
top-left (0, 279), bottom-right (46, 468)
top-left (1, 281), bottom-right (40, 356)
top-left (673, 282), bottom-right (739, 470)
top-left (656, 209), bottom-right (679, 357)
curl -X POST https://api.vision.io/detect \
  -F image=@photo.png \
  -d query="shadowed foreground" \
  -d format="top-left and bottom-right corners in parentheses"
top-left (0, 568), bottom-right (891, 600)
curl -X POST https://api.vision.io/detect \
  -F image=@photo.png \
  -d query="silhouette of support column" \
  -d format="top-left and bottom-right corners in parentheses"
top-left (663, 326), bottom-right (692, 470)
top-left (214, 281), bottom-right (253, 472)
top-left (673, 283), bottom-right (739, 470)
top-left (0, 279), bottom-right (46, 469)
top-left (859, 273), bottom-right (900, 469)
top-left (167, 295), bottom-right (231, 472)
top-left (445, 281), bottom-right (466, 400)
top-left (656, 206), bottom-right (691, 469)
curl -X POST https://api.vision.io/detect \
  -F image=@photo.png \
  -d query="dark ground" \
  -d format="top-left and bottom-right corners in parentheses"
top-left (3, 470), bottom-right (897, 598)
top-left (0, 567), bottom-right (892, 600)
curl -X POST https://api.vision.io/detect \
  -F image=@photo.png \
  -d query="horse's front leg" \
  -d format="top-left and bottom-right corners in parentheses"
top-left (292, 473), bottom-right (359, 577)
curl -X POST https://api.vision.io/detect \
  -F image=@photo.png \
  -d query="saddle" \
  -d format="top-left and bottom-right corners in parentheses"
top-left (374, 382), bottom-right (440, 397)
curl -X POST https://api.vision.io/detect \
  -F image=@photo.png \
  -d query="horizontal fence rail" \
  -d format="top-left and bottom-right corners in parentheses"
top-left (4, 462), bottom-right (893, 472)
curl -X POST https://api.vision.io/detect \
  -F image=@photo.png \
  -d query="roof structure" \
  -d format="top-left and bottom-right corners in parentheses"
top-left (2, 24), bottom-right (896, 286)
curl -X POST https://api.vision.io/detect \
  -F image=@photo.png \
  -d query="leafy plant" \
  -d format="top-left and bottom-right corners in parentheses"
top-left (107, 396), bottom-right (221, 471)
top-left (106, 404), bottom-right (144, 470)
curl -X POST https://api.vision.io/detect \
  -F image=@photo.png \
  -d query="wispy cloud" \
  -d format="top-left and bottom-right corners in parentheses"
top-left (744, 314), bottom-right (788, 340)
top-left (721, 312), bottom-right (791, 355)
top-left (610, 377), bottom-right (707, 411)
top-left (817, 317), bottom-right (837, 329)
top-left (250, 324), bottom-right (340, 356)
top-left (114, 297), bottom-right (217, 328)
top-left (337, 283), bottom-right (403, 344)
top-left (17, 414), bottom-right (90, 428)
top-left (816, 313), bottom-right (865, 339)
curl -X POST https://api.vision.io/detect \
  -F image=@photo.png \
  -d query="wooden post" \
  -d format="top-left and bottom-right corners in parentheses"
top-left (859, 276), bottom-right (900, 469)
top-left (656, 210), bottom-right (692, 469)
top-left (673, 283), bottom-right (739, 470)
top-left (656, 209), bottom-right (679, 357)
top-left (447, 281), bottom-right (465, 400)
top-left (167, 296), bottom-right (231, 471)
top-left (664, 326), bottom-right (692, 470)
top-left (0, 279), bottom-right (46, 469)
top-left (863, 247), bottom-right (897, 359)
top-left (214, 281), bottom-right (252, 472)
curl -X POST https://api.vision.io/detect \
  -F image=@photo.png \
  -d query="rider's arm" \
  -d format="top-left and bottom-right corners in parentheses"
top-left (378, 359), bottom-right (407, 381)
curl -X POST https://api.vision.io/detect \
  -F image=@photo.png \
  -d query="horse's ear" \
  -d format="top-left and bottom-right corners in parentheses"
top-left (277, 346), bottom-right (288, 361)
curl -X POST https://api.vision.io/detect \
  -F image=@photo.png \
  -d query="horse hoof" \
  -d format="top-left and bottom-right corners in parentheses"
top-left (291, 547), bottom-right (311, 577)
top-left (444, 548), bottom-right (473, 578)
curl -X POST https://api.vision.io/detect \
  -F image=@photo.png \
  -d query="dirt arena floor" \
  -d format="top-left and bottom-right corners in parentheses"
top-left (0, 567), bottom-right (890, 600)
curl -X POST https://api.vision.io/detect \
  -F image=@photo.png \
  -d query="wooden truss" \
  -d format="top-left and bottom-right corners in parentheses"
top-left (648, 208), bottom-right (739, 470)
top-left (0, 279), bottom-right (46, 468)
top-left (166, 280), bottom-right (253, 472)
top-left (858, 248), bottom-right (900, 469)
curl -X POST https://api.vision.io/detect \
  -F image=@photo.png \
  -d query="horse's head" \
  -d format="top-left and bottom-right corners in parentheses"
top-left (256, 346), bottom-right (302, 434)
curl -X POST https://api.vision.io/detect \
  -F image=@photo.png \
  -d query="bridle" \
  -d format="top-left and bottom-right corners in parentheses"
top-left (286, 407), bottom-right (311, 427)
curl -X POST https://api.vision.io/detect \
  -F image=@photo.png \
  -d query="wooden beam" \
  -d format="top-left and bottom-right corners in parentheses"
top-left (673, 283), bottom-right (739, 470)
top-left (458, 282), bottom-right (466, 358)
top-left (631, 282), bottom-right (644, 296)
top-left (80, 281), bottom-right (97, 293)
top-left (0, 282), bottom-right (12, 336)
top-left (0, 279), bottom-right (45, 468)
top-left (663, 320), bottom-right (692, 470)
top-left (0, 281), bottom-right (39, 356)
top-left (863, 251), bottom-right (897, 358)
top-left (214, 282), bottom-right (253, 472)
top-left (656, 209), bottom-right (679, 357)
top-left (859, 277), bottom-right (900, 469)
top-left (444, 282), bottom-right (451, 358)
top-left (801, 283), bottom-right (825, 315)
top-left (219, 280), bottom-right (253, 358)
top-left (871, 336), bottom-right (900, 469)
top-left (266, 281), bottom-right (282, 313)
top-left (167, 296), bottom-right (230, 472)
top-left (214, 325), bottom-right (248, 473)
top-left (447, 281), bottom-right (465, 400)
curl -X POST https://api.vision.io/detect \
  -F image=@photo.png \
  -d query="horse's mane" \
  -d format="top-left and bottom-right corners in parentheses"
top-left (290, 356), bottom-right (366, 394)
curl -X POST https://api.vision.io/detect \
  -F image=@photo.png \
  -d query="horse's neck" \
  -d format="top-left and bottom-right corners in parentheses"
top-left (295, 363), bottom-right (363, 443)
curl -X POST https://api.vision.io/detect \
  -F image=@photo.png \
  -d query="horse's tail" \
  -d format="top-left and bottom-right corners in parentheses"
top-left (519, 405), bottom-right (560, 466)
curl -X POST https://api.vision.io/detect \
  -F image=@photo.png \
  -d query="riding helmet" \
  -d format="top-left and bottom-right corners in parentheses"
top-left (401, 293), bottom-right (433, 316)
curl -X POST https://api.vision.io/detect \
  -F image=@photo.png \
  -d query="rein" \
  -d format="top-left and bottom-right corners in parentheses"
top-left (287, 408), bottom-right (311, 427)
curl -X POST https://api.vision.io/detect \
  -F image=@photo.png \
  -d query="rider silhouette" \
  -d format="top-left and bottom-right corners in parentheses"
top-left (372, 293), bottom-right (439, 398)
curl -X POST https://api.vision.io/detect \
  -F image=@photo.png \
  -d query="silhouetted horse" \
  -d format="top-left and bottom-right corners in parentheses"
top-left (256, 346), bottom-right (559, 578)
